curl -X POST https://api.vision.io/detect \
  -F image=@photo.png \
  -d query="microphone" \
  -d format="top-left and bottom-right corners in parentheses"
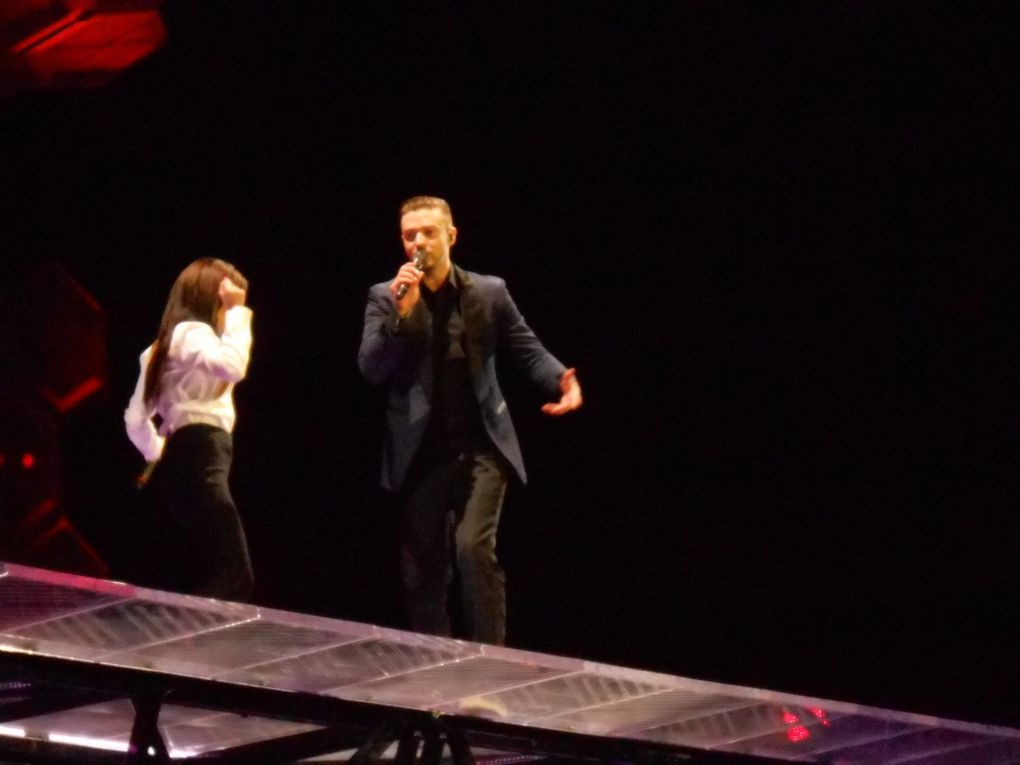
top-left (396, 248), bottom-right (426, 300)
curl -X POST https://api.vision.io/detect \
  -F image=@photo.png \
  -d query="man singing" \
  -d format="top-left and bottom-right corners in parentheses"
top-left (358, 195), bottom-right (582, 645)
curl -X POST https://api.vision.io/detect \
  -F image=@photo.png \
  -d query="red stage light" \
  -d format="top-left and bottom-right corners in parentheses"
top-left (782, 706), bottom-right (829, 742)
top-left (807, 706), bottom-right (832, 727)
top-left (786, 725), bottom-right (811, 743)
top-left (22, 453), bottom-right (36, 469)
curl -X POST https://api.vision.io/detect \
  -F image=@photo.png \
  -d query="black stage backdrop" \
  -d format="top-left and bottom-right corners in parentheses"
top-left (2, 3), bottom-right (1017, 728)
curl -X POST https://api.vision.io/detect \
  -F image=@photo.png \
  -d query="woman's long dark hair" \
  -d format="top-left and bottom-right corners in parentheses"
top-left (144, 258), bottom-right (249, 407)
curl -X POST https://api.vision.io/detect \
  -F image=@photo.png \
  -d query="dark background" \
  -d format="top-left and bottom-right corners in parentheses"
top-left (2, 2), bottom-right (1017, 729)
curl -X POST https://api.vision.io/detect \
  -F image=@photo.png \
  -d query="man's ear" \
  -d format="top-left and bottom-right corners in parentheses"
top-left (448, 226), bottom-right (458, 246)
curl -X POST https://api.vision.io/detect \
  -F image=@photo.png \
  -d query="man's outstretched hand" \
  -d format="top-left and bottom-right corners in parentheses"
top-left (542, 368), bottom-right (583, 416)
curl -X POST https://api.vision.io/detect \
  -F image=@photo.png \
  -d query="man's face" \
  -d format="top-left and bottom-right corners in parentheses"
top-left (400, 207), bottom-right (457, 274)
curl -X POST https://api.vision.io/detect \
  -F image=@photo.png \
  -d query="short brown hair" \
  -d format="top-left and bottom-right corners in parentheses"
top-left (399, 196), bottom-right (453, 227)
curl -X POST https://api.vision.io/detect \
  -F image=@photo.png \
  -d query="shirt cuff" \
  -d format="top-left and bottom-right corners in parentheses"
top-left (224, 306), bottom-right (253, 333)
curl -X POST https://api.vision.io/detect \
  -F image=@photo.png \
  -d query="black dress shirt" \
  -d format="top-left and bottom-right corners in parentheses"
top-left (420, 272), bottom-right (488, 457)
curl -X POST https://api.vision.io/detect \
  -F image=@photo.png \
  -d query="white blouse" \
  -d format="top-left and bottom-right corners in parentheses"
top-left (124, 306), bottom-right (253, 462)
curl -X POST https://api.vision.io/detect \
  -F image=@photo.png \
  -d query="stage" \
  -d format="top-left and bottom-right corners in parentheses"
top-left (1, 561), bottom-right (1017, 763)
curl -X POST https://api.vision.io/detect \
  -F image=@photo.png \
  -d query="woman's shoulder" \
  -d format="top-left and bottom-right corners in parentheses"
top-left (169, 320), bottom-right (215, 351)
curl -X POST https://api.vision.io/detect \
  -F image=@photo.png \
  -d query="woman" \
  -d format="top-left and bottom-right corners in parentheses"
top-left (124, 258), bottom-right (255, 600)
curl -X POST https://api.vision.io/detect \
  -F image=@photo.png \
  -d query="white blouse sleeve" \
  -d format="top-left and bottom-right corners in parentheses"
top-left (173, 306), bottom-right (253, 383)
top-left (124, 346), bottom-right (166, 462)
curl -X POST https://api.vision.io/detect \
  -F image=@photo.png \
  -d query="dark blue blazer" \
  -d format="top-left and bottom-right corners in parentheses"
top-left (358, 265), bottom-right (566, 492)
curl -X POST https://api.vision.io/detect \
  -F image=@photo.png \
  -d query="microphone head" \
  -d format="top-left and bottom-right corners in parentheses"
top-left (413, 248), bottom-right (427, 269)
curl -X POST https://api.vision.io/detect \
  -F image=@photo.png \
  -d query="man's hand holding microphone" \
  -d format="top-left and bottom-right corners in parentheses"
top-left (390, 248), bottom-right (426, 317)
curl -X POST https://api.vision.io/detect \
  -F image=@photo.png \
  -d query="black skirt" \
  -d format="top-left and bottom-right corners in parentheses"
top-left (136, 423), bottom-right (254, 600)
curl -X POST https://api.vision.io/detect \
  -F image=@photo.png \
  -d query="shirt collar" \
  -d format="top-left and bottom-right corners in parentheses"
top-left (423, 263), bottom-right (459, 296)
top-left (445, 264), bottom-right (460, 291)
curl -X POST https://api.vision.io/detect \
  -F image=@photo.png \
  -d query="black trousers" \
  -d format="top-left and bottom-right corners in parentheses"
top-left (399, 451), bottom-right (508, 645)
top-left (138, 424), bottom-right (254, 601)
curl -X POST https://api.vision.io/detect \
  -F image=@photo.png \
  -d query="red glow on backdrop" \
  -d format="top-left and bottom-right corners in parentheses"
top-left (21, 495), bottom-right (59, 529)
top-left (9, 4), bottom-right (88, 54)
top-left (1, 263), bottom-right (109, 577)
top-left (1, 1), bottom-right (165, 94)
top-left (44, 376), bottom-right (104, 414)
top-left (24, 10), bottom-right (165, 84)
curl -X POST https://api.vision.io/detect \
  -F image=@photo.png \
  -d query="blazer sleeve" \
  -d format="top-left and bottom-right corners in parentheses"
top-left (496, 280), bottom-right (566, 399)
top-left (358, 284), bottom-right (424, 385)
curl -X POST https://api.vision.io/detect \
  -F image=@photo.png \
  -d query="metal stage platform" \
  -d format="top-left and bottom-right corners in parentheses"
top-left (1, 562), bottom-right (1017, 763)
